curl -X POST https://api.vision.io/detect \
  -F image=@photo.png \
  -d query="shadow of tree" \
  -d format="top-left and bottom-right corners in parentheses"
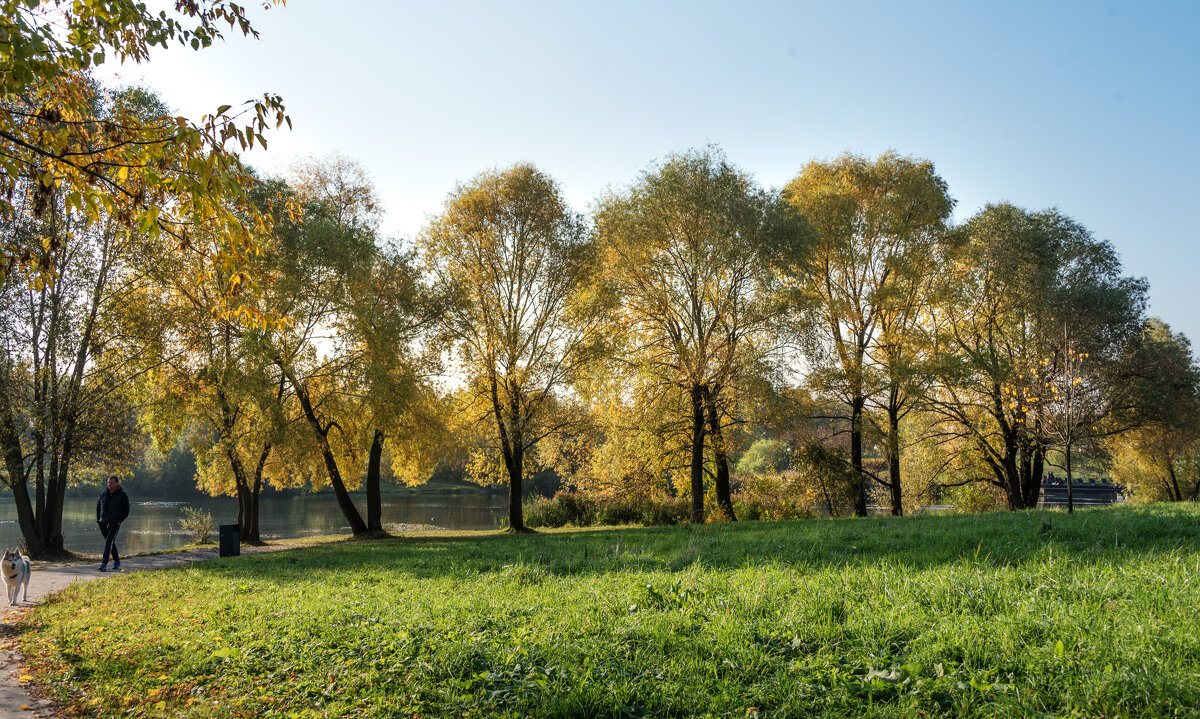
top-left (203, 504), bottom-right (1200, 586)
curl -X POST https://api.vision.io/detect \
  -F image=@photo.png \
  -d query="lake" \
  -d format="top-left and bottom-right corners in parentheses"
top-left (0, 492), bottom-right (508, 555)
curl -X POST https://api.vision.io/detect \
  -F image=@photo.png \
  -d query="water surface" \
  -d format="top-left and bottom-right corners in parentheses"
top-left (0, 492), bottom-right (507, 555)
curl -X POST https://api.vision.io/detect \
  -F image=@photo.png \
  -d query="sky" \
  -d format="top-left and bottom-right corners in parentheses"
top-left (109, 1), bottom-right (1200, 342)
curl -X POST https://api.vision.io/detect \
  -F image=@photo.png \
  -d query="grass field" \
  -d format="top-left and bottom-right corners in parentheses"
top-left (20, 504), bottom-right (1200, 717)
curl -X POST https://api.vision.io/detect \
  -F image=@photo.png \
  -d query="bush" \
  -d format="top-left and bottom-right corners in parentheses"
top-left (637, 497), bottom-right (690, 526)
top-left (947, 482), bottom-right (1004, 514)
top-left (524, 492), bottom-right (596, 528)
top-left (524, 493), bottom-right (690, 528)
top-left (731, 441), bottom-right (863, 521)
top-left (179, 506), bottom-right (214, 544)
top-left (732, 471), bottom-right (823, 520)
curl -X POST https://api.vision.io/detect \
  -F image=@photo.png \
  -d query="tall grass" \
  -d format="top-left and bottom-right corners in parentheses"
top-left (21, 504), bottom-right (1200, 717)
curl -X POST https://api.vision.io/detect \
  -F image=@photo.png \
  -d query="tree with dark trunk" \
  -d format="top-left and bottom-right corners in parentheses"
top-left (784, 152), bottom-right (954, 517)
top-left (923, 203), bottom-right (1145, 509)
top-left (703, 385), bottom-right (736, 521)
top-left (276, 361), bottom-right (369, 536)
top-left (420, 164), bottom-right (598, 533)
top-left (257, 157), bottom-right (441, 538)
top-left (1109, 319), bottom-right (1200, 502)
top-left (0, 164), bottom-right (158, 557)
top-left (596, 147), bottom-right (805, 522)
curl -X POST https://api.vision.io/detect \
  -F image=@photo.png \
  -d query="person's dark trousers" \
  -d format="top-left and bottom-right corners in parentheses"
top-left (99, 522), bottom-right (121, 566)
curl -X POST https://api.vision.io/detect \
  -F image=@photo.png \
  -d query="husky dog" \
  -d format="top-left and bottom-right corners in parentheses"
top-left (2, 549), bottom-right (30, 606)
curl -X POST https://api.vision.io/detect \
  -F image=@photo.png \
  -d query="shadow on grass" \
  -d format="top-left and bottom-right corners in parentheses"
top-left (193, 503), bottom-right (1200, 584)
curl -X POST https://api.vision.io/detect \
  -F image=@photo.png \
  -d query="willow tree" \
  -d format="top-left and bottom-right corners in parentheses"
top-left (419, 164), bottom-right (597, 532)
top-left (595, 147), bottom-right (805, 523)
top-left (1109, 319), bottom-right (1200, 502)
top-left (924, 204), bottom-right (1144, 509)
top-left (139, 178), bottom-right (293, 544)
top-left (783, 152), bottom-right (954, 516)
top-left (0, 188), bottom-right (148, 557)
top-left (0, 87), bottom-right (197, 557)
top-left (270, 157), bottom-right (438, 537)
top-left (2, 0), bottom-right (288, 317)
top-left (337, 242), bottom-right (445, 531)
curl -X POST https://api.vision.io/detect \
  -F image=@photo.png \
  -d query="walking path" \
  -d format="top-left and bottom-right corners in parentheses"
top-left (0, 544), bottom-right (304, 717)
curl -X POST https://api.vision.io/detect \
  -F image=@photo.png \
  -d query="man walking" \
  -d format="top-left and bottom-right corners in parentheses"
top-left (96, 476), bottom-right (130, 572)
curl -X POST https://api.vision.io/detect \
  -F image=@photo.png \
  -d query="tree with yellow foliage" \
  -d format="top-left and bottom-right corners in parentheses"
top-left (2, 1), bottom-right (290, 320)
top-left (596, 147), bottom-right (805, 523)
top-left (783, 152), bottom-right (954, 517)
top-left (420, 164), bottom-right (600, 532)
top-left (272, 158), bottom-right (442, 537)
top-left (923, 204), bottom-right (1145, 509)
top-left (1110, 319), bottom-right (1200, 502)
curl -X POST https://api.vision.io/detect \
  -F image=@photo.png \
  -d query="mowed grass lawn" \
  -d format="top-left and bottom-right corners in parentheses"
top-left (20, 504), bottom-right (1200, 718)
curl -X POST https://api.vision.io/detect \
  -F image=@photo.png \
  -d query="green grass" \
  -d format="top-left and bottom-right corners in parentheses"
top-left (20, 504), bottom-right (1200, 718)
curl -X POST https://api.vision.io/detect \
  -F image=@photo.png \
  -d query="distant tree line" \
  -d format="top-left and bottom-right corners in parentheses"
top-left (2, 85), bottom-right (1197, 555)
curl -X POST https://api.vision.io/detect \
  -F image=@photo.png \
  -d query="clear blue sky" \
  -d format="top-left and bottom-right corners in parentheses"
top-left (111, 1), bottom-right (1200, 343)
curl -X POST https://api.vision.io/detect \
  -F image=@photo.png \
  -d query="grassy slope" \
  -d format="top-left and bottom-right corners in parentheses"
top-left (21, 504), bottom-right (1200, 718)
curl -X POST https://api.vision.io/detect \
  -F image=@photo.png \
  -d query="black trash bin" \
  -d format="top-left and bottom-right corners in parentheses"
top-left (218, 524), bottom-right (240, 557)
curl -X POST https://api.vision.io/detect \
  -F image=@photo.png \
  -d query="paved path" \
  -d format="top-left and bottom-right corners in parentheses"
top-left (0, 545), bottom-right (302, 717)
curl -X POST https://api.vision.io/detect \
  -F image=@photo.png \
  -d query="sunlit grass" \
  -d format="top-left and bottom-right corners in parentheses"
top-left (21, 504), bottom-right (1200, 717)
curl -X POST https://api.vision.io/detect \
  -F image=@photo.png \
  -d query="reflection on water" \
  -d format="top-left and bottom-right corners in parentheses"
top-left (0, 493), bottom-right (507, 555)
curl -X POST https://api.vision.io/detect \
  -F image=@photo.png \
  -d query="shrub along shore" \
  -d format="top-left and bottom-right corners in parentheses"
top-left (20, 504), bottom-right (1200, 718)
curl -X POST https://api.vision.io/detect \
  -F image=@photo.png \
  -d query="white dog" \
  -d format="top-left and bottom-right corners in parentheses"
top-left (2, 548), bottom-right (30, 606)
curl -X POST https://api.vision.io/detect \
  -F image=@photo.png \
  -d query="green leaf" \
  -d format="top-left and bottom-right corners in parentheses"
top-left (1054, 640), bottom-right (1065, 658)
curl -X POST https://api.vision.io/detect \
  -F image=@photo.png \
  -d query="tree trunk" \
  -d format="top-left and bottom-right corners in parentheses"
top-left (1002, 447), bottom-right (1023, 511)
top-left (508, 432), bottom-right (525, 531)
top-left (222, 438), bottom-right (255, 544)
top-left (46, 430), bottom-right (72, 554)
top-left (1065, 441), bottom-right (1074, 514)
top-left (690, 383), bottom-right (707, 524)
top-left (1018, 452), bottom-right (1032, 510)
top-left (246, 444), bottom-right (269, 544)
top-left (314, 433), bottom-right (369, 536)
top-left (886, 404), bottom-right (903, 516)
top-left (234, 480), bottom-right (250, 535)
top-left (224, 443), bottom-right (251, 537)
top-left (231, 443), bottom-right (272, 545)
top-left (0, 393), bottom-right (41, 555)
top-left (703, 386), bottom-right (736, 521)
top-left (850, 395), bottom-right (868, 517)
top-left (490, 375), bottom-right (528, 532)
top-left (33, 443), bottom-right (45, 545)
top-left (366, 429), bottom-right (385, 532)
top-left (277, 362), bottom-right (369, 536)
top-left (1167, 462), bottom-right (1183, 502)
top-left (1024, 446), bottom-right (1044, 509)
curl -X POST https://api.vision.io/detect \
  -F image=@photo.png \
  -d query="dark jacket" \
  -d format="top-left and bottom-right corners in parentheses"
top-left (97, 487), bottom-right (130, 524)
